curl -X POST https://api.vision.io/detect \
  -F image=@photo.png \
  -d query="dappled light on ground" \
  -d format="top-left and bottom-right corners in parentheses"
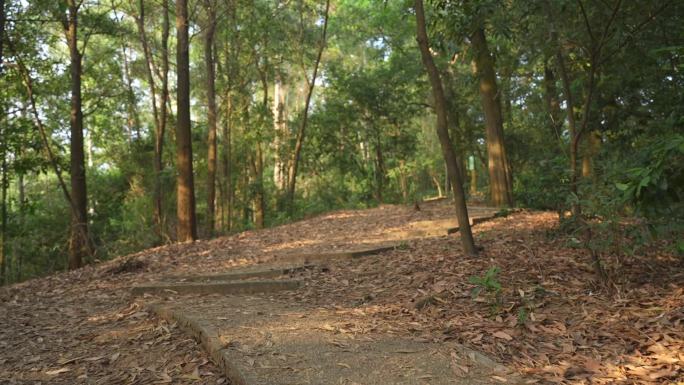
top-left (1, 200), bottom-right (681, 383)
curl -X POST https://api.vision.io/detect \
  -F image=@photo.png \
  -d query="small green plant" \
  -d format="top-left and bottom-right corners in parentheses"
top-left (469, 267), bottom-right (503, 312)
top-left (517, 306), bottom-right (529, 325)
top-left (396, 241), bottom-right (410, 250)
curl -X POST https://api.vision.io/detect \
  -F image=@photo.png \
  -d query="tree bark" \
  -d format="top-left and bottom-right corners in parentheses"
top-left (581, 130), bottom-right (600, 179)
top-left (556, 48), bottom-right (596, 217)
top-left (156, 0), bottom-right (170, 240)
top-left (120, 41), bottom-right (140, 141)
top-left (373, 132), bottom-right (385, 203)
top-left (135, 0), bottom-right (168, 241)
top-left (0, 132), bottom-right (6, 285)
top-left (273, 73), bottom-right (288, 190)
top-left (204, 0), bottom-right (218, 236)
top-left (221, 93), bottom-right (233, 232)
top-left (470, 27), bottom-right (513, 208)
top-left (175, 0), bottom-right (198, 242)
top-left (414, 0), bottom-right (476, 255)
top-left (287, 0), bottom-right (330, 205)
top-left (66, 0), bottom-right (90, 269)
top-left (0, 0), bottom-right (7, 284)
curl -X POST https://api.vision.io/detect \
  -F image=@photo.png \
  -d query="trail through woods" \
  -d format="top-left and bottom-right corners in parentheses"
top-left (1, 200), bottom-right (682, 384)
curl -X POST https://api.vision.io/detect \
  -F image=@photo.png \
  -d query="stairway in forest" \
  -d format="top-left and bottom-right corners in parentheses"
top-left (131, 208), bottom-right (521, 384)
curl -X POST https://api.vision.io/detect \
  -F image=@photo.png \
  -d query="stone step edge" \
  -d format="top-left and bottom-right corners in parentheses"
top-left (161, 265), bottom-right (315, 283)
top-left (149, 303), bottom-right (253, 385)
top-left (131, 280), bottom-right (301, 296)
top-left (272, 244), bottom-right (398, 264)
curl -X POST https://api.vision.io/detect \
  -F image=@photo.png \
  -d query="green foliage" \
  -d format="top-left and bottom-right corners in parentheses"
top-left (617, 135), bottom-right (684, 225)
top-left (469, 266), bottom-right (502, 311)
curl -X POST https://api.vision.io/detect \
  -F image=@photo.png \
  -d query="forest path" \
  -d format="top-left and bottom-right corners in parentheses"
top-left (3, 201), bottom-right (680, 384)
top-left (131, 202), bottom-right (516, 384)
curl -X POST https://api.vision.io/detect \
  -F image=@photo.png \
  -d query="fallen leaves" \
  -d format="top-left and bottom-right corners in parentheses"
top-left (45, 367), bottom-right (71, 375)
top-left (492, 331), bottom-right (513, 341)
top-left (2, 202), bottom-right (682, 385)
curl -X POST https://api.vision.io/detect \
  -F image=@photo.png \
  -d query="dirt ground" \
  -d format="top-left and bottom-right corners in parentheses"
top-left (1, 200), bottom-right (682, 384)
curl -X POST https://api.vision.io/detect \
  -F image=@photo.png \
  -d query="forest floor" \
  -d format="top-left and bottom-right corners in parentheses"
top-left (0, 199), bottom-right (682, 384)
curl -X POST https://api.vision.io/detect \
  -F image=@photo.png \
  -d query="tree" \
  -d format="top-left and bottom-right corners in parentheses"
top-left (470, 27), bottom-right (513, 207)
top-left (175, 0), bottom-right (197, 242)
top-left (286, 0), bottom-right (330, 206)
top-left (132, 0), bottom-right (170, 240)
top-left (415, 0), bottom-right (477, 256)
top-left (204, 0), bottom-right (218, 235)
top-left (0, 0), bottom-right (6, 283)
top-left (62, 0), bottom-right (91, 269)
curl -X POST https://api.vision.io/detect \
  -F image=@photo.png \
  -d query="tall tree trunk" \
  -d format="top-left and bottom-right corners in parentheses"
top-left (66, 0), bottom-right (90, 269)
top-left (287, 0), bottom-right (330, 205)
top-left (175, 0), bottom-right (198, 242)
top-left (222, 94), bottom-right (233, 232)
top-left (470, 157), bottom-right (478, 195)
top-left (156, 0), bottom-right (170, 240)
top-left (120, 40), bottom-right (140, 141)
top-left (273, 73), bottom-right (288, 190)
top-left (399, 160), bottom-right (409, 203)
top-left (251, 62), bottom-right (268, 229)
top-left (136, 0), bottom-right (168, 241)
top-left (0, 135), bottom-right (6, 285)
top-left (470, 27), bottom-right (513, 207)
top-left (250, 145), bottom-right (265, 229)
top-left (581, 130), bottom-right (600, 179)
top-left (0, 0), bottom-right (7, 284)
top-left (556, 48), bottom-right (596, 217)
top-left (374, 132), bottom-right (385, 203)
top-left (204, 0), bottom-right (218, 236)
top-left (415, 0), bottom-right (476, 256)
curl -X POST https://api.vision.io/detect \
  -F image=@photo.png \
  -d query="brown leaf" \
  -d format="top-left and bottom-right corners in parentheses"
top-left (492, 331), bottom-right (513, 341)
top-left (46, 368), bottom-right (70, 376)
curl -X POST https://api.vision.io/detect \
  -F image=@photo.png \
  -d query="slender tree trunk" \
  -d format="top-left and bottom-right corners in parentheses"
top-left (399, 160), bottom-right (408, 203)
top-left (204, 0), bottom-right (218, 236)
top-left (175, 0), bottom-right (198, 242)
top-left (543, 62), bottom-right (563, 142)
top-left (120, 41), bottom-right (140, 141)
top-left (470, 27), bottom-right (513, 208)
top-left (251, 65), bottom-right (268, 229)
top-left (0, 139), bottom-right (6, 285)
top-left (556, 48), bottom-right (596, 217)
top-left (415, 0), bottom-right (476, 255)
top-left (374, 132), bottom-right (385, 203)
top-left (136, 0), bottom-right (168, 241)
top-left (430, 172), bottom-right (443, 198)
top-left (287, 0), bottom-right (330, 205)
top-left (250, 145), bottom-right (265, 229)
top-left (582, 130), bottom-right (600, 179)
top-left (156, 0), bottom-right (170, 240)
top-left (273, 74), bottom-right (288, 190)
top-left (66, 0), bottom-right (90, 269)
top-left (0, 0), bottom-right (7, 284)
top-left (470, 158), bottom-right (478, 195)
top-left (222, 94), bottom-right (233, 232)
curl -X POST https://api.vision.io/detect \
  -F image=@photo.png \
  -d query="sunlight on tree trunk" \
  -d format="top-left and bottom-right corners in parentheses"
top-left (175, 0), bottom-right (198, 242)
top-left (287, 0), bottom-right (330, 207)
top-left (414, 0), bottom-right (476, 256)
top-left (66, 0), bottom-right (90, 269)
top-left (470, 27), bottom-right (513, 208)
top-left (204, 0), bottom-right (218, 236)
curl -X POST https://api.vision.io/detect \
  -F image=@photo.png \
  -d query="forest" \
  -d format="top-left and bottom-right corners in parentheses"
top-left (0, 0), bottom-right (683, 383)
top-left (1, 0), bottom-right (680, 284)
